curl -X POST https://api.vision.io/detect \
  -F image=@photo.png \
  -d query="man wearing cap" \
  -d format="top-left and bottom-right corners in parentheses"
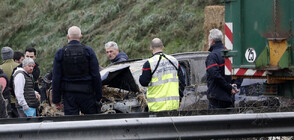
top-left (0, 47), bottom-right (19, 80)
top-left (12, 57), bottom-right (40, 117)
top-left (52, 26), bottom-right (102, 115)
top-left (0, 46), bottom-right (19, 118)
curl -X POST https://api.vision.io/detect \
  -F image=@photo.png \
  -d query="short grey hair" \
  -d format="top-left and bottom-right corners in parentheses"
top-left (22, 57), bottom-right (35, 67)
top-left (209, 29), bottom-right (223, 42)
top-left (150, 38), bottom-right (163, 49)
top-left (105, 41), bottom-right (118, 49)
top-left (68, 26), bottom-right (82, 40)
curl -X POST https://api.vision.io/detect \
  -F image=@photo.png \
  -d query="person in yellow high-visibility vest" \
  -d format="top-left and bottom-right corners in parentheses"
top-left (139, 38), bottom-right (180, 112)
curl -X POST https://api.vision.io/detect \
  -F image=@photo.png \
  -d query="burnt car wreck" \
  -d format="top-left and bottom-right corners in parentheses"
top-left (100, 51), bottom-right (292, 114)
top-left (99, 52), bottom-right (210, 113)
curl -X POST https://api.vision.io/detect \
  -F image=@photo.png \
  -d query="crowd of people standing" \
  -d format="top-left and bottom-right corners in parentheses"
top-left (0, 26), bottom-right (239, 118)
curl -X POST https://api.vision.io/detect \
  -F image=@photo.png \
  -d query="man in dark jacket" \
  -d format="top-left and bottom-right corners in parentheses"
top-left (105, 41), bottom-right (128, 64)
top-left (24, 47), bottom-right (41, 93)
top-left (40, 70), bottom-right (52, 103)
top-left (52, 26), bottom-right (102, 115)
top-left (205, 29), bottom-right (239, 109)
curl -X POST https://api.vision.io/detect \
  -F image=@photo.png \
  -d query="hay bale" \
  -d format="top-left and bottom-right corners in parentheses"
top-left (203, 6), bottom-right (225, 51)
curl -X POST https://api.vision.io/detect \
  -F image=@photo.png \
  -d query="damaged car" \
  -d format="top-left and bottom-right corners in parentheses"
top-left (99, 51), bottom-right (210, 113)
top-left (100, 51), bottom-right (291, 114)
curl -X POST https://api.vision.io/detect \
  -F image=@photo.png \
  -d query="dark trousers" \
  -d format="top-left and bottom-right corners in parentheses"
top-left (9, 103), bottom-right (19, 118)
top-left (208, 98), bottom-right (234, 109)
top-left (17, 109), bottom-right (27, 118)
top-left (0, 93), bottom-right (7, 118)
top-left (40, 86), bottom-right (47, 103)
top-left (63, 92), bottom-right (98, 115)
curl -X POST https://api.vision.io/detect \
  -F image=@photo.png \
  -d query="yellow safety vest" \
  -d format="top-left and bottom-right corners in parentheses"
top-left (147, 53), bottom-right (179, 112)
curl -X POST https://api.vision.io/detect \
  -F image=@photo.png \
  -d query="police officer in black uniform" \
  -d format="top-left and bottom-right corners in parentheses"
top-left (52, 26), bottom-right (102, 115)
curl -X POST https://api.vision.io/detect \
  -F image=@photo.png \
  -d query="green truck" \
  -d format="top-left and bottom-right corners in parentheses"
top-left (224, 0), bottom-right (294, 98)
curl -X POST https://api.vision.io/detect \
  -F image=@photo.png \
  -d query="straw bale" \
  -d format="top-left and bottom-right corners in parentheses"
top-left (203, 6), bottom-right (225, 51)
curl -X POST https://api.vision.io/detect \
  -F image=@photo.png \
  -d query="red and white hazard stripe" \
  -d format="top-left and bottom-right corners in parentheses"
top-left (225, 22), bottom-right (233, 75)
top-left (224, 22), bottom-right (267, 77)
top-left (232, 68), bottom-right (266, 76)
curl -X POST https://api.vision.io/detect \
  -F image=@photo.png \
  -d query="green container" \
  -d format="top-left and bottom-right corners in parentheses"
top-left (224, 0), bottom-right (294, 98)
top-left (224, 0), bottom-right (294, 78)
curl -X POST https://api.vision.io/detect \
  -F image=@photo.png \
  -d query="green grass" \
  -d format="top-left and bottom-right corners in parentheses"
top-left (0, 0), bottom-right (222, 75)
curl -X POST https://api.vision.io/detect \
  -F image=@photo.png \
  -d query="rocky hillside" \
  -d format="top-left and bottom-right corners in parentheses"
top-left (0, 0), bottom-right (222, 75)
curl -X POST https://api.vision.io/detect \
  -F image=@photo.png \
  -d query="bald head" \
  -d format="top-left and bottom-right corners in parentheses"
top-left (150, 38), bottom-right (163, 49)
top-left (67, 26), bottom-right (82, 41)
top-left (150, 38), bottom-right (164, 54)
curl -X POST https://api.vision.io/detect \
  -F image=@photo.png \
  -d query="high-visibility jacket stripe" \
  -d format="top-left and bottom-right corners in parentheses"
top-left (150, 78), bottom-right (178, 87)
top-left (150, 73), bottom-right (178, 86)
top-left (147, 96), bottom-right (179, 102)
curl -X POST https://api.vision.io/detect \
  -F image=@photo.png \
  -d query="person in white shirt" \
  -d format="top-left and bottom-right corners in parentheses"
top-left (13, 57), bottom-right (40, 117)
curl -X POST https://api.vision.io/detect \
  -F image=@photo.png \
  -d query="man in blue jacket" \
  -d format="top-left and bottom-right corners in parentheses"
top-left (105, 41), bottom-right (128, 64)
top-left (205, 29), bottom-right (239, 109)
top-left (52, 26), bottom-right (102, 115)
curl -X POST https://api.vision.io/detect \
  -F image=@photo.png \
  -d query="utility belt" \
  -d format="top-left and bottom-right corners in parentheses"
top-left (62, 81), bottom-right (93, 94)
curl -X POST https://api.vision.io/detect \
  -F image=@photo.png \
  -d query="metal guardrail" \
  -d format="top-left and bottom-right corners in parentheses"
top-left (0, 112), bottom-right (294, 139)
